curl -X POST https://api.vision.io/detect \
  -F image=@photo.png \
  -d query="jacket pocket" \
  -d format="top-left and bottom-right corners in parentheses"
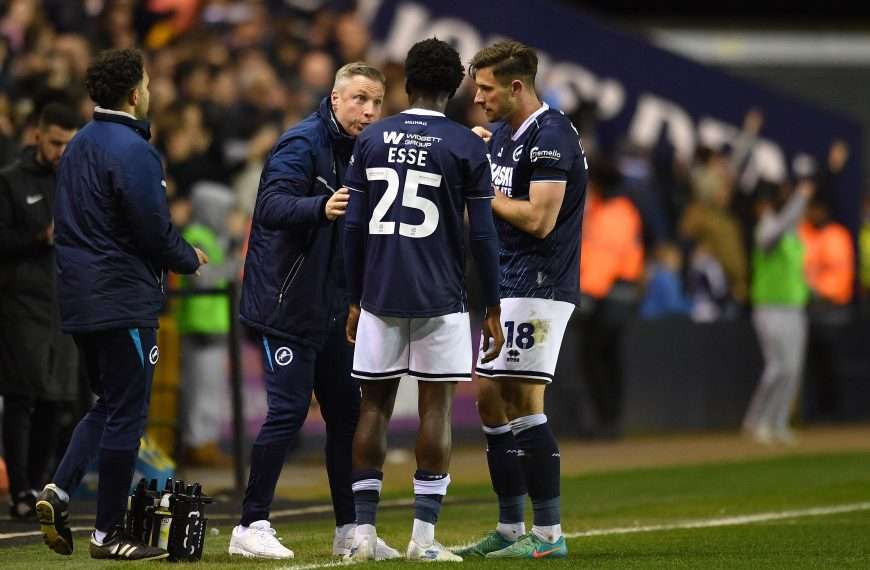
top-left (278, 253), bottom-right (306, 304)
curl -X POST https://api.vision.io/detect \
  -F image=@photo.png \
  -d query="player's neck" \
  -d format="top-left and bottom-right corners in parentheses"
top-left (508, 94), bottom-right (543, 132)
top-left (407, 94), bottom-right (448, 115)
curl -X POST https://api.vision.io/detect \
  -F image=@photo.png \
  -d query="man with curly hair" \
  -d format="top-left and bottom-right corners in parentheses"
top-left (35, 48), bottom-right (207, 562)
top-left (342, 37), bottom-right (504, 561)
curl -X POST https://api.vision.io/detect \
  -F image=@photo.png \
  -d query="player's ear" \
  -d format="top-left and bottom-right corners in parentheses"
top-left (511, 79), bottom-right (524, 97)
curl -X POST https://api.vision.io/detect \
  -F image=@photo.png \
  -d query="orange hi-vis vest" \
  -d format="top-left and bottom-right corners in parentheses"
top-left (580, 194), bottom-right (644, 299)
top-left (799, 221), bottom-right (854, 304)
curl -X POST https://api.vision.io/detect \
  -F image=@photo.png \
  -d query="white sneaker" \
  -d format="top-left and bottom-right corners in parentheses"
top-left (228, 520), bottom-right (294, 560)
top-left (336, 525), bottom-right (401, 560)
top-left (333, 524), bottom-right (355, 557)
top-left (406, 538), bottom-right (463, 562)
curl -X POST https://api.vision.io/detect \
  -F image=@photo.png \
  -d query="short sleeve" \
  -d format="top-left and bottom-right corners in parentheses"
top-left (528, 122), bottom-right (576, 183)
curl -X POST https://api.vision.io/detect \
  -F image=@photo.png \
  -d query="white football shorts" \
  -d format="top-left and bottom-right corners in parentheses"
top-left (352, 309), bottom-right (473, 382)
top-left (476, 297), bottom-right (574, 383)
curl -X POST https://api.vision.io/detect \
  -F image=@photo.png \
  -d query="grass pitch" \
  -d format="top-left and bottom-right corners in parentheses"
top-left (1, 451), bottom-right (868, 568)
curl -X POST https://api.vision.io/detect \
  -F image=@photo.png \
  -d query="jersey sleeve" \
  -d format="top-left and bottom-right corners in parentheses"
top-left (464, 135), bottom-right (494, 201)
top-left (528, 121), bottom-right (576, 183)
top-left (343, 136), bottom-right (368, 196)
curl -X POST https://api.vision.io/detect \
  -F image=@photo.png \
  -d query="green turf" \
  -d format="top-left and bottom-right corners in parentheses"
top-left (2, 451), bottom-right (869, 568)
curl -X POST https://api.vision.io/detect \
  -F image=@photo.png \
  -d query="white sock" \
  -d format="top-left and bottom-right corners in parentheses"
top-left (532, 524), bottom-right (562, 543)
top-left (496, 522), bottom-right (525, 541)
top-left (46, 483), bottom-right (69, 503)
top-left (411, 519), bottom-right (435, 546)
top-left (93, 529), bottom-right (108, 545)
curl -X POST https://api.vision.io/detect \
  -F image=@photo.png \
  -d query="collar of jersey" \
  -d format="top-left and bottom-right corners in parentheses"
top-left (511, 102), bottom-right (549, 141)
top-left (402, 108), bottom-right (446, 117)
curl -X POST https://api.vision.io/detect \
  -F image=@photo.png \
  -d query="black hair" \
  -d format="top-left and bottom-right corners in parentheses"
top-left (84, 48), bottom-right (144, 109)
top-left (588, 157), bottom-right (623, 197)
top-left (405, 38), bottom-right (464, 99)
top-left (38, 102), bottom-right (80, 131)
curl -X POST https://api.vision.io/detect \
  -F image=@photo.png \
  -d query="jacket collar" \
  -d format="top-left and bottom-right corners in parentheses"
top-left (317, 97), bottom-right (355, 159)
top-left (18, 146), bottom-right (53, 175)
top-left (93, 106), bottom-right (152, 140)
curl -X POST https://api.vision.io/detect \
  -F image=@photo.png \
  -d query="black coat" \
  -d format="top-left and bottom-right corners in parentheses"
top-left (0, 147), bottom-right (57, 323)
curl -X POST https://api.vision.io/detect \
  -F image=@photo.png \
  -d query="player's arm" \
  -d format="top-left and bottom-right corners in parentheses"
top-left (255, 136), bottom-right (334, 230)
top-left (467, 198), bottom-right (504, 363)
top-left (119, 147), bottom-right (201, 275)
top-left (465, 140), bottom-right (505, 362)
top-left (343, 143), bottom-right (369, 344)
top-left (491, 179), bottom-right (566, 239)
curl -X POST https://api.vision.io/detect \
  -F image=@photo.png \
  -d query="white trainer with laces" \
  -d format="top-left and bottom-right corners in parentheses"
top-left (334, 524), bottom-right (401, 560)
top-left (407, 538), bottom-right (463, 562)
top-left (228, 520), bottom-right (294, 559)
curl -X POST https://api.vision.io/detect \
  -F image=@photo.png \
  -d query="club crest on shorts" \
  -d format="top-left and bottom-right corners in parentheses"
top-left (275, 346), bottom-right (294, 366)
top-left (149, 346), bottom-right (159, 365)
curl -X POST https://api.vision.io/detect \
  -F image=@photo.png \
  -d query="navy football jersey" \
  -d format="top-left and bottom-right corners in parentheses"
top-left (488, 103), bottom-right (587, 303)
top-left (344, 109), bottom-right (493, 317)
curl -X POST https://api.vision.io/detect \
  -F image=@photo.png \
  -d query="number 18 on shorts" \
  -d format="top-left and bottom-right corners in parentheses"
top-left (476, 298), bottom-right (574, 383)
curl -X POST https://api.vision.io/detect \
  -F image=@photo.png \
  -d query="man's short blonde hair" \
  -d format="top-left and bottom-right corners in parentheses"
top-left (333, 61), bottom-right (385, 90)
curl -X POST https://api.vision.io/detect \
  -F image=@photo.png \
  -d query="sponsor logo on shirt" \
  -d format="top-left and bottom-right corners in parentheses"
top-left (529, 146), bottom-right (561, 162)
top-left (25, 194), bottom-right (43, 205)
top-left (512, 145), bottom-right (524, 162)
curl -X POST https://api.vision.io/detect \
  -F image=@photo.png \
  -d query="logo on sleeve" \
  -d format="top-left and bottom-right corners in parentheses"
top-left (149, 346), bottom-right (160, 365)
top-left (512, 145), bottom-right (524, 162)
top-left (275, 346), bottom-right (294, 367)
top-left (530, 146), bottom-right (561, 162)
top-left (26, 194), bottom-right (44, 205)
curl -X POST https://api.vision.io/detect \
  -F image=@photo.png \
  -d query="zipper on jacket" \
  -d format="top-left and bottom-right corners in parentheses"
top-left (278, 253), bottom-right (306, 304)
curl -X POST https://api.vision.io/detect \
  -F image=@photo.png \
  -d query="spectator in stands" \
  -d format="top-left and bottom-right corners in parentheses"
top-left (799, 190), bottom-right (854, 421)
top-left (0, 103), bottom-right (79, 519)
top-left (639, 242), bottom-right (691, 318)
top-left (578, 158), bottom-right (643, 438)
top-left (743, 180), bottom-right (814, 445)
top-left (177, 182), bottom-right (244, 467)
top-left (679, 147), bottom-right (748, 313)
top-left (861, 194), bottom-right (870, 307)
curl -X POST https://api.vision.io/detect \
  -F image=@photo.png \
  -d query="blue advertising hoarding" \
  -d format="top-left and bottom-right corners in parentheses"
top-left (369, 0), bottom-right (863, 236)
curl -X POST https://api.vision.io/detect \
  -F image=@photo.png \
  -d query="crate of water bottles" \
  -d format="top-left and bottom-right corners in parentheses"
top-left (126, 476), bottom-right (214, 561)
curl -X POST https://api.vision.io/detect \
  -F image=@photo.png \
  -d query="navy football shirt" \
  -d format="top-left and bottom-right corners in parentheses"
top-left (488, 103), bottom-right (588, 303)
top-left (344, 109), bottom-right (494, 317)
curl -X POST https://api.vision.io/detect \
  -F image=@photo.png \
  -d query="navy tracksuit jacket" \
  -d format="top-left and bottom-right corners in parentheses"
top-left (239, 97), bottom-right (360, 526)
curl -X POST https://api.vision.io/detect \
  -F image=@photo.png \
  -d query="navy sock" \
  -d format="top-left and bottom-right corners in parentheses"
top-left (351, 469), bottom-right (383, 526)
top-left (485, 429), bottom-right (527, 523)
top-left (413, 470), bottom-right (448, 524)
top-left (95, 447), bottom-right (137, 532)
top-left (514, 422), bottom-right (560, 526)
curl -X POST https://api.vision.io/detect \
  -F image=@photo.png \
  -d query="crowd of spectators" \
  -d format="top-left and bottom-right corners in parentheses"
top-left (0, 0), bottom-right (867, 452)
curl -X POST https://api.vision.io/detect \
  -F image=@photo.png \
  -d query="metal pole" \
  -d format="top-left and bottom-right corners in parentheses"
top-left (226, 282), bottom-right (246, 494)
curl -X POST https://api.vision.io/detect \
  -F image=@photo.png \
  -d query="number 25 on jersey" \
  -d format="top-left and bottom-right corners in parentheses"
top-left (366, 167), bottom-right (440, 239)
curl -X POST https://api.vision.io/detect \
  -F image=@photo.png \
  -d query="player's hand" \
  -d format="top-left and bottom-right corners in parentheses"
top-left (472, 126), bottom-right (492, 144)
top-left (194, 247), bottom-right (209, 275)
top-left (346, 303), bottom-right (361, 344)
top-left (326, 188), bottom-right (350, 220)
top-left (37, 222), bottom-right (54, 245)
top-left (480, 305), bottom-right (504, 364)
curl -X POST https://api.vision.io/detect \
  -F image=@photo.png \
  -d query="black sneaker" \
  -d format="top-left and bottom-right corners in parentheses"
top-left (9, 490), bottom-right (37, 520)
top-left (35, 484), bottom-right (73, 555)
top-left (89, 529), bottom-right (169, 561)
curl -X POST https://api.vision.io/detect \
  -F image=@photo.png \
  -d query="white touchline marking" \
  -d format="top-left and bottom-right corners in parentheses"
top-left (0, 526), bottom-right (91, 540)
top-left (274, 501), bottom-right (870, 570)
top-left (564, 501), bottom-right (870, 538)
